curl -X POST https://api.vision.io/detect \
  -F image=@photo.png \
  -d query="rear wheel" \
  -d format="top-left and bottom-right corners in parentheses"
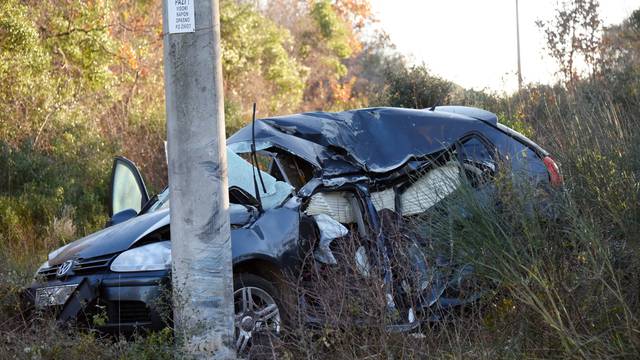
top-left (234, 273), bottom-right (283, 358)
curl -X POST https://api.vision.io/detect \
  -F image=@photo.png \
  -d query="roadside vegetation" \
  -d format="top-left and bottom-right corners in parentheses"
top-left (1, 0), bottom-right (640, 358)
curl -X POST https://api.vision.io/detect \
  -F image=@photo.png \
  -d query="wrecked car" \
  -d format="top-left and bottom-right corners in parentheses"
top-left (23, 106), bottom-right (562, 353)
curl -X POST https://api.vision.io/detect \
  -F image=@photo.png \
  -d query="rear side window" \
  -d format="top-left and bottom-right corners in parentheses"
top-left (456, 135), bottom-right (498, 188)
top-left (482, 125), bottom-right (548, 184)
top-left (460, 137), bottom-right (496, 166)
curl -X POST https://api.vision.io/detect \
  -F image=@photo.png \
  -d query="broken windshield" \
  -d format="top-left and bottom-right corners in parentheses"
top-left (147, 147), bottom-right (294, 213)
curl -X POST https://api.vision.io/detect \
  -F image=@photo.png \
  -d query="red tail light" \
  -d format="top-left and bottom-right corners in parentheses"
top-left (543, 156), bottom-right (563, 187)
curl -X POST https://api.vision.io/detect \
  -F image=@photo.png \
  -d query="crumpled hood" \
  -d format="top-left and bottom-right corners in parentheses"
top-left (48, 209), bottom-right (169, 265)
top-left (47, 204), bottom-right (256, 265)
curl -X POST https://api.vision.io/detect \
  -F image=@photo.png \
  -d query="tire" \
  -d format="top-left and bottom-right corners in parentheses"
top-left (233, 273), bottom-right (286, 359)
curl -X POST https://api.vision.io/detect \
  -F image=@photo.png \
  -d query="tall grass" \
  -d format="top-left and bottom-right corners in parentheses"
top-left (434, 91), bottom-right (640, 358)
top-left (279, 91), bottom-right (640, 358)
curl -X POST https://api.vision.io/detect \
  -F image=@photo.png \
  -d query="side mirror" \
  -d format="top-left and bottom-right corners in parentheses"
top-left (109, 156), bottom-right (149, 218)
top-left (106, 208), bottom-right (138, 227)
top-left (229, 186), bottom-right (260, 208)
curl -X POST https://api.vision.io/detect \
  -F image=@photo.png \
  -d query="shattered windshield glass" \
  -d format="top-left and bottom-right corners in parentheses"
top-left (148, 147), bottom-right (294, 212)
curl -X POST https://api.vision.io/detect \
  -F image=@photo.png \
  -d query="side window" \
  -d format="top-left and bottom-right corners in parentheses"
top-left (273, 152), bottom-right (314, 190)
top-left (457, 135), bottom-right (497, 187)
top-left (483, 125), bottom-right (547, 183)
top-left (461, 137), bottom-right (495, 164)
top-left (510, 146), bottom-right (549, 184)
top-left (242, 150), bottom-right (314, 190)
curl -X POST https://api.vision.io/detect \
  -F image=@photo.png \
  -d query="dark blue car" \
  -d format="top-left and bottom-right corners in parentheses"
top-left (24, 106), bottom-right (562, 354)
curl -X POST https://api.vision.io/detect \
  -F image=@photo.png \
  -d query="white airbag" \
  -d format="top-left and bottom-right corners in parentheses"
top-left (400, 162), bottom-right (460, 215)
top-left (305, 163), bottom-right (461, 221)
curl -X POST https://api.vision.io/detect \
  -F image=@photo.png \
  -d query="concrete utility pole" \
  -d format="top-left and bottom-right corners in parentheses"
top-left (516, 0), bottom-right (523, 91)
top-left (162, 0), bottom-right (235, 358)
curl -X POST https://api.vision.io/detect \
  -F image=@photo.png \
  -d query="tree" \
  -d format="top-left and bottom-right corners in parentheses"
top-left (348, 31), bottom-right (403, 104)
top-left (536, 0), bottom-right (602, 86)
top-left (598, 9), bottom-right (640, 106)
top-left (220, 0), bottom-right (307, 128)
top-left (262, 0), bottom-right (376, 111)
top-left (377, 63), bottom-right (453, 109)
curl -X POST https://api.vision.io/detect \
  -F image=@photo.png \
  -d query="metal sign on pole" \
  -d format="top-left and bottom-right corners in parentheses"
top-left (162, 0), bottom-right (235, 358)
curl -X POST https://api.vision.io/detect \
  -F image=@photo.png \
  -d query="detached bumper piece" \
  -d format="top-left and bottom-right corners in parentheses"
top-left (35, 284), bottom-right (79, 309)
top-left (58, 278), bottom-right (97, 323)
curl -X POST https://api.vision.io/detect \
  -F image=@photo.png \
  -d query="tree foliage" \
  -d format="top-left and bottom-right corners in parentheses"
top-left (220, 0), bottom-right (307, 129)
top-left (599, 9), bottom-right (640, 105)
top-left (0, 0), bottom-right (118, 257)
top-left (536, 0), bottom-right (602, 85)
top-left (0, 0), bottom-right (382, 261)
top-left (377, 63), bottom-right (453, 109)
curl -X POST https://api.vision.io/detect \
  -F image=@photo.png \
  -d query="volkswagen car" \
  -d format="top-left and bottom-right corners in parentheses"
top-left (23, 106), bottom-right (562, 353)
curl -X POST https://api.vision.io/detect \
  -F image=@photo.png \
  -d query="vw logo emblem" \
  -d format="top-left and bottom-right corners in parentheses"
top-left (57, 260), bottom-right (74, 278)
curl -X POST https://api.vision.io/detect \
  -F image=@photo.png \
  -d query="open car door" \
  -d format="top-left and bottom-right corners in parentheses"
top-left (109, 156), bottom-right (149, 219)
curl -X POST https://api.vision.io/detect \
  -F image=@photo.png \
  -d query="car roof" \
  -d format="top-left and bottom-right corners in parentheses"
top-left (228, 106), bottom-right (497, 176)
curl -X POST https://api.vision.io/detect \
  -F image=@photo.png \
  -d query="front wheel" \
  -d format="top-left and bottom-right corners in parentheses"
top-left (234, 273), bottom-right (282, 357)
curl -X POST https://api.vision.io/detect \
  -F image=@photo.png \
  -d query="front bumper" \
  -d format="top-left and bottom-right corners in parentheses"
top-left (23, 270), bottom-right (171, 334)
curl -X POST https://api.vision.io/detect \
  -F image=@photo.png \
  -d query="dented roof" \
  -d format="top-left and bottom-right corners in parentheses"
top-left (227, 106), bottom-right (497, 177)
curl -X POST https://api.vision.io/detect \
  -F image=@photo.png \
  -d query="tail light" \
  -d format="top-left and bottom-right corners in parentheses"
top-left (543, 156), bottom-right (563, 187)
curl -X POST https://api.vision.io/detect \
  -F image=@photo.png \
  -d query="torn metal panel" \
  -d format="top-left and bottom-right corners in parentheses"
top-left (227, 120), bottom-right (328, 171)
top-left (312, 214), bottom-right (349, 265)
top-left (355, 184), bottom-right (397, 311)
top-left (321, 175), bottom-right (369, 188)
top-left (231, 206), bottom-right (301, 267)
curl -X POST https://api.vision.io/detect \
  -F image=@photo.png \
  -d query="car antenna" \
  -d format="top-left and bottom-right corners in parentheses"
top-left (429, 103), bottom-right (438, 111)
top-left (250, 103), bottom-right (267, 212)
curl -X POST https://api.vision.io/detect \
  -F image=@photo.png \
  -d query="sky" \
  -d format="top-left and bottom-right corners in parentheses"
top-left (369, 0), bottom-right (640, 93)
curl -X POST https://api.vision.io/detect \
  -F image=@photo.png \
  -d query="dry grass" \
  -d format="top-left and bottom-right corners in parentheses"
top-left (1, 91), bottom-right (639, 359)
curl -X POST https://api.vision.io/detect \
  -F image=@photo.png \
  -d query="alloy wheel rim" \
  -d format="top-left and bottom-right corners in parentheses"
top-left (234, 285), bottom-right (281, 354)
